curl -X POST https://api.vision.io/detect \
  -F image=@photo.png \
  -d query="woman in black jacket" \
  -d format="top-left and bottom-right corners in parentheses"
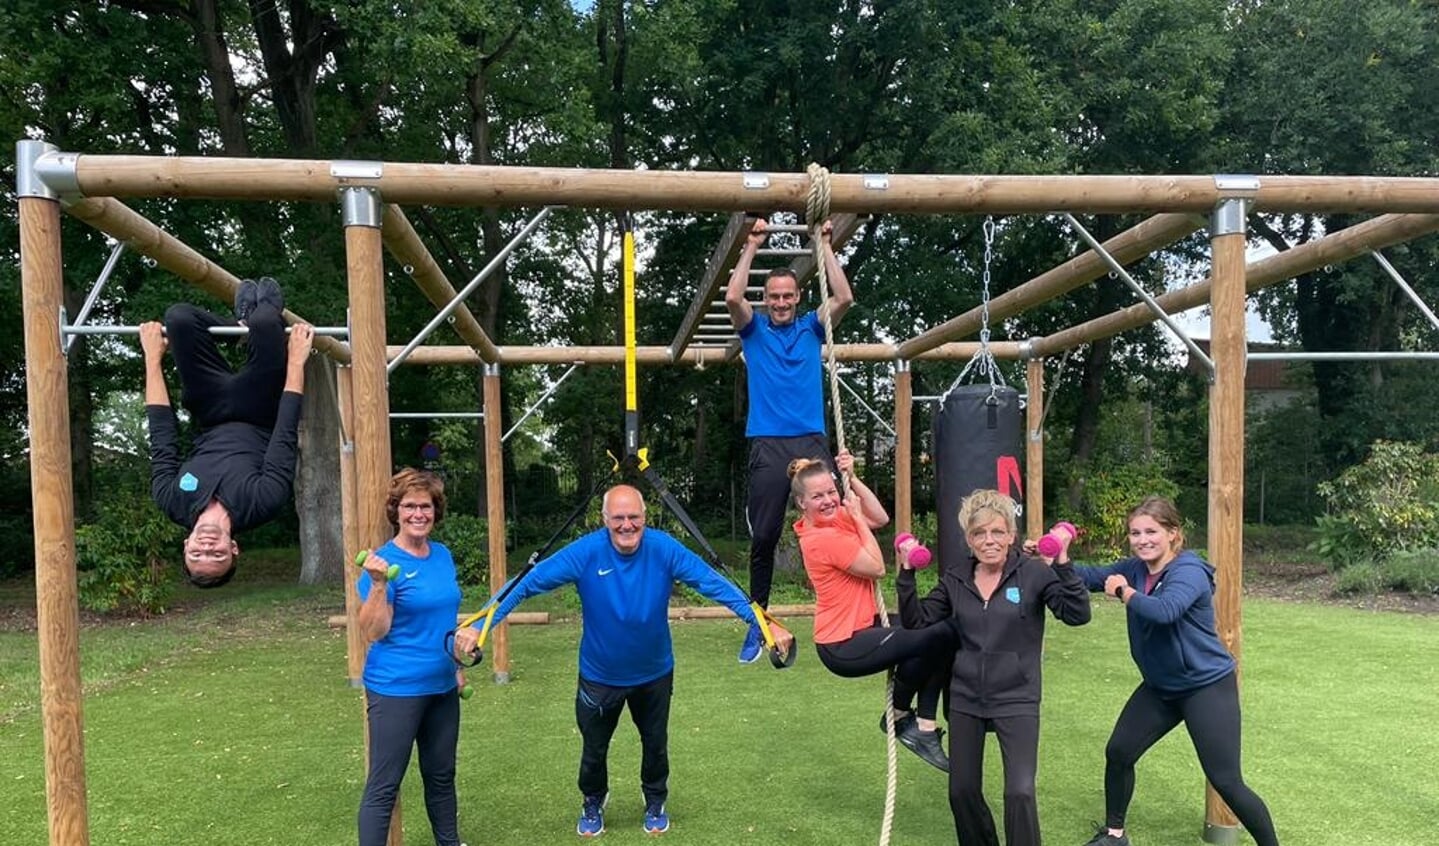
top-left (898, 489), bottom-right (1091, 846)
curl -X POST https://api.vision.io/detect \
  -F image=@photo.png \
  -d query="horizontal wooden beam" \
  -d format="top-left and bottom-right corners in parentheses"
top-left (388, 341), bottom-right (1026, 366)
top-left (381, 205), bottom-right (499, 363)
top-left (53, 155), bottom-right (1439, 213)
top-left (63, 197), bottom-right (350, 363)
top-left (1033, 213), bottom-right (1439, 357)
top-left (898, 213), bottom-right (1203, 359)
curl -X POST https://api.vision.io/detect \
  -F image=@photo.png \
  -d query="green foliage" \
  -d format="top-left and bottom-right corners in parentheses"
top-left (1334, 549), bottom-right (1439, 596)
top-left (1074, 462), bottom-right (1181, 559)
top-left (1314, 441), bottom-right (1439, 569)
top-left (435, 514), bottom-right (489, 587)
top-left (74, 496), bottom-right (182, 616)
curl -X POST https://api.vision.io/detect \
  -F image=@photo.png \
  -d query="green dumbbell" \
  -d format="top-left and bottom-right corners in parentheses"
top-left (459, 683), bottom-right (474, 700)
top-left (354, 550), bottom-right (400, 581)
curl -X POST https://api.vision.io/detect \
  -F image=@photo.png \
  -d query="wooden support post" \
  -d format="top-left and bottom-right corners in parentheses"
top-left (483, 363), bottom-right (511, 683)
top-left (337, 366), bottom-right (365, 686)
top-left (1025, 354), bottom-right (1045, 540)
top-left (341, 188), bottom-right (404, 846)
top-left (1203, 197), bottom-right (1249, 845)
top-left (19, 140), bottom-right (90, 846)
top-left (894, 361), bottom-right (913, 536)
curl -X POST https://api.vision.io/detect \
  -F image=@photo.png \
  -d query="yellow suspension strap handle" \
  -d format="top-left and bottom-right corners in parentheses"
top-left (443, 459), bottom-right (621, 681)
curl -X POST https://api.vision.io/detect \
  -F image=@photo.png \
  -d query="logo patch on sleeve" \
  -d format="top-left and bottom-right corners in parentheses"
top-left (1005, 586), bottom-right (1021, 604)
top-left (179, 472), bottom-right (199, 492)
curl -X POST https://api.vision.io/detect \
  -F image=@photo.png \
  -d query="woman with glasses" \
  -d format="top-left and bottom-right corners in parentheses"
top-left (355, 468), bottom-right (465, 846)
top-left (789, 450), bottom-right (961, 772)
top-left (897, 489), bottom-right (1090, 846)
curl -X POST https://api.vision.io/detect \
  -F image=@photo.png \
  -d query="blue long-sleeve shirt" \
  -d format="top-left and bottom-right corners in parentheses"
top-left (486, 528), bottom-right (759, 686)
top-left (1073, 550), bottom-right (1235, 695)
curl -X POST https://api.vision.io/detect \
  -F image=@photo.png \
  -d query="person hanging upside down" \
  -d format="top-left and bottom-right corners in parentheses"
top-left (790, 450), bottom-right (959, 772)
top-left (899, 489), bottom-right (1091, 846)
top-left (141, 277), bottom-right (312, 588)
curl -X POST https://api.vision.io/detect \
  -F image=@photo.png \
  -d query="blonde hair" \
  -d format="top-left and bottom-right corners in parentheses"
top-left (787, 458), bottom-right (832, 507)
top-left (1128, 496), bottom-right (1185, 551)
top-left (957, 489), bottom-right (1017, 535)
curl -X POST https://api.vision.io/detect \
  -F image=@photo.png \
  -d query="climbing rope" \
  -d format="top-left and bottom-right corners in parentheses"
top-left (809, 162), bottom-right (899, 846)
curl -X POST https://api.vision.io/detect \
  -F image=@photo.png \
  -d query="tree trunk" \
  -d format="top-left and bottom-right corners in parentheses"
top-left (296, 354), bottom-right (343, 584)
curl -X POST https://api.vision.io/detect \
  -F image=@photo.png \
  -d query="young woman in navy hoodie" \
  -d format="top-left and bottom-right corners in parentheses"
top-left (1063, 497), bottom-right (1279, 846)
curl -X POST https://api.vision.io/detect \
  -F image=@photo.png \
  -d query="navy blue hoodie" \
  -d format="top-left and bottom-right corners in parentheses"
top-left (1074, 550), bottom-right (1235, 696)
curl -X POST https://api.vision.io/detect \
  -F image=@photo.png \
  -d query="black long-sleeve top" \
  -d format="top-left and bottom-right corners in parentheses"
top-left (146, 391), bottom-right (303, 532)
top-left (898, 547), bottom-right (1091, 718)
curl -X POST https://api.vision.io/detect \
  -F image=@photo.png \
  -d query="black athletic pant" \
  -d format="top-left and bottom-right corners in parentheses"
top-left (948, 712), bottom-right (1041, 846)
top-left (358, 689), bottom-right (462, 846)
top-left (575, 671), bottom-right (673, 806)
top-left (164, 302), bottom-right (287, 430)
top-left (746, 433), bottom-right (832, 608)
top-left (1104, 672), bottom-right (1278, 846)
top-left (816, 615), bottom-right (959, 720)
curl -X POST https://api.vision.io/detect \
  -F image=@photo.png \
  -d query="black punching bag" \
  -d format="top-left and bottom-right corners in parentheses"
top-left (934, 384), bottom-right (1024, 571)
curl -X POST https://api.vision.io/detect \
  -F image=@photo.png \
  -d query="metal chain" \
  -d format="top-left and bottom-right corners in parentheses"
top-left (948, 216), bottom-right (1006, 401)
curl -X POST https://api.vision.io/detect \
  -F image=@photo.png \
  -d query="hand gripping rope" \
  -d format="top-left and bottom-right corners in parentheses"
top-left (808, 164), bottom-right (898, 846)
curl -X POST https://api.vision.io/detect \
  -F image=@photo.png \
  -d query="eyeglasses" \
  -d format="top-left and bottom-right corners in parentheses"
top-left (606, 513), bottom-right (645, 526)
top-left (399, 502), bottom-right (435, 513)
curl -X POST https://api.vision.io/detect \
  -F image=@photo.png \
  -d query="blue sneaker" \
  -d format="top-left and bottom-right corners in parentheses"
top-left (577, 792), bottom-right (607, 837)
top-left (643, 800), bottom-right (669, 835)
top-left (738, 625), bottom-right (763, 664)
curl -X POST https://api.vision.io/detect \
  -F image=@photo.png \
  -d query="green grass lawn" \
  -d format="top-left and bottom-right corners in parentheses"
top-left (2, 576), bottom-right (1437, 845)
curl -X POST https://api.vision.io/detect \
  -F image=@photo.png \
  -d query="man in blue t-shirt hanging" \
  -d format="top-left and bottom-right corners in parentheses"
top-left (724, 216), bottom-right (853, 663)
top-left (453, 484), bottom-right (793, 838)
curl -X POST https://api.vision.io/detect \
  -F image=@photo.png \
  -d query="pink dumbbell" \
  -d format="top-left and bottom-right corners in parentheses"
top-left (894, 533), bottom-right (933, 569)
top-left (1036, 522), bottom-right (1078, 558)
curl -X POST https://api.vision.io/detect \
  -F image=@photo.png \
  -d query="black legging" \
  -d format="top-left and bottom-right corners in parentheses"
top-left (745, 434), bottom-right (831, 608)
top-left (358, 689), bottom-right (462, 846)
top-left (816, 614), bottom-right (959, 719)
top-left (1104, 672), bottom-right (1278, 846)
top-left (164, 302), bottom-right (287, 430)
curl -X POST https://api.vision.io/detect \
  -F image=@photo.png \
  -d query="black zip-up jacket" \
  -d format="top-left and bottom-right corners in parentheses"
top-left (897, 547), bottom-right (1091, 718)
top-left (146, 392), bottom-right (303, 532)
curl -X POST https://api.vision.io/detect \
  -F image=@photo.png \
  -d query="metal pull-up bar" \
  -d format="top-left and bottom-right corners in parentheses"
top-left (61, 323), bottom-right (350, 338)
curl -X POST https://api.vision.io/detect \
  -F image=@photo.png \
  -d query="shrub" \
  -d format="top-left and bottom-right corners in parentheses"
top-left (1314, 441), bottom-right (1439, 570)
top-left (1074, 461), bottom-right (1181, 559)
top-left (1381, 548), bottom-right (1439, 595)
top-left (75, 498), bottom-right (182, 616)
top-left (1334, 562), bottom-right (1382, 595)
top-left (435, 513), bottom-right (489, 587)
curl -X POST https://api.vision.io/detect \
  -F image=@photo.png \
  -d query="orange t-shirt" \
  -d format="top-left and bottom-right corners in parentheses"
top-left (795, 509), bottom-right (878, 644)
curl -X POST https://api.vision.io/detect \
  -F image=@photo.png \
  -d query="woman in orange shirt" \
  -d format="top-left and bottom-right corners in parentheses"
top-left (791, 451), bottom-right (960, 771)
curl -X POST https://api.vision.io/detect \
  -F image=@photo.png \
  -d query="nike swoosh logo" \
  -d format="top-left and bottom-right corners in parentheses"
top-left (598, 568), bottom-right (614, 576)
top-left (404, 571), bottom-right (419, 579)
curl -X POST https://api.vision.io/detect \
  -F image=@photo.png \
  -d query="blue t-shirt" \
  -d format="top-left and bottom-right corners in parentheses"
top-left (358, 540), bottom-right (463, 696)
top-left (486, 528), bottom-right (759, 686)
top-left (739, 312), bottom-right (826, 437)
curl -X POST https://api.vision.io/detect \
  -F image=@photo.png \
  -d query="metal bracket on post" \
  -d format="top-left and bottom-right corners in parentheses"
top-left (339, 187), bottom-right (383, 229)
top-left (893, 358), bottom-right (910, 375)
top-left (20, 140), bottom-right (84, 200)
top-left (16, 140), bottom-right (62, 200)
top-left (1212, 175), bottom-right (1258, 237)
top-left (484, 362), bottom-right (501, 380)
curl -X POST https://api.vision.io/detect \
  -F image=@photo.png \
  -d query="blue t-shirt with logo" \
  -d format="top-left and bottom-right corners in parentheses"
top-left (485, 529), bottom-right (759, 686)
top-left (358, 539), bottom-right (463, 696)
top-left (739, 311), bottom-right (826, 437)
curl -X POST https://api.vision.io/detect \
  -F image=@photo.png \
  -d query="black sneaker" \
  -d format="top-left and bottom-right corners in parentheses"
top-left (234, 278), bottom-right (259, 323)
top-left (878, 710), bottom-right (916, 736)
top-left (900, 726), bottom-right (949, 772)
top-left (1083, 827), bottom-right (1130, 846)
top-left (235, 276), bottom-right (285, 323)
